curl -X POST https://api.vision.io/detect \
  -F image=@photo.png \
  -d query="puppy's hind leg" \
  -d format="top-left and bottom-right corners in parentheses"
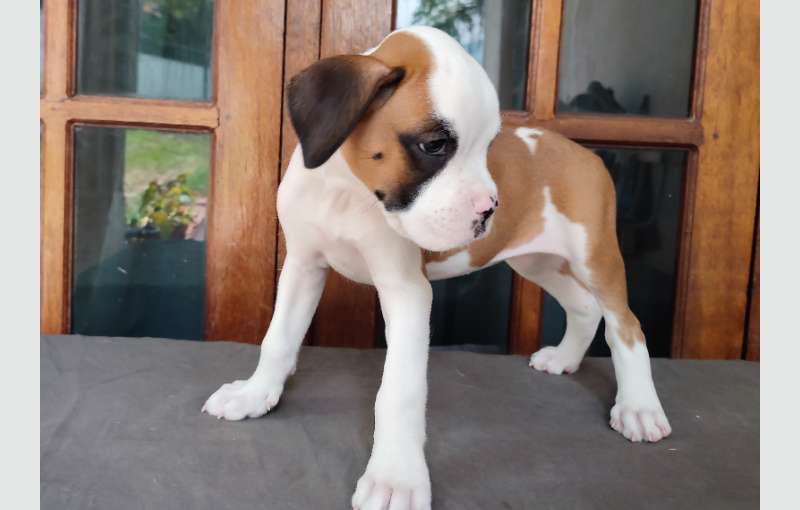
top-left (507, 253), bottom-right (602, 375)
top-left (576, 245), bottom-right (672, 443)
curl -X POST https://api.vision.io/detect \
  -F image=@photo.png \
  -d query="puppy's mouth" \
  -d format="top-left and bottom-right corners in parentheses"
top-left (472, 210), bottom-right (495, 239)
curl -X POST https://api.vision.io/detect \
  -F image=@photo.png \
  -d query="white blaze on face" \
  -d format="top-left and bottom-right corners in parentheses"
top-left (386, 27), bottom-right (502, 251)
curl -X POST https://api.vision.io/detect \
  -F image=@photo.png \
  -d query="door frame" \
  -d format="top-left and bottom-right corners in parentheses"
top-left (40, 0), bottom-right (286, 343)
top-left (293, 0), bottom-right (759, 359)
top-left (41, 0), bottom-right (760, 359)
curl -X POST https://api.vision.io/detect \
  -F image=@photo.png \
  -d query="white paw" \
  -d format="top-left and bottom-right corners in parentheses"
top-left (529, 346), bottom-right (581, 375)
top-left (352, 454), bottom-right (431, 510)
top-left (610, 402), bottom-right (672, 442)
top-left (202, 379), bottom-right (283, 421)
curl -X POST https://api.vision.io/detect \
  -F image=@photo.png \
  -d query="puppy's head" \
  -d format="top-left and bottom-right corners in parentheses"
top-left (288, 27), bottom-right (501, 251)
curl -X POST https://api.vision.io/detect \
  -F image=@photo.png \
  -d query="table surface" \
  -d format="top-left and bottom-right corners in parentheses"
top-left (41, 335), bottom-right (759, 510)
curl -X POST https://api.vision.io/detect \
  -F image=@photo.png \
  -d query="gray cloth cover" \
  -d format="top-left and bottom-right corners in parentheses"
top-left (41, 335), bottom-right (759, 509)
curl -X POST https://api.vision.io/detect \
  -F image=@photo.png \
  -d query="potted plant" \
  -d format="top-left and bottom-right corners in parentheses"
top-left (127, 173), bottom-right (197, 240)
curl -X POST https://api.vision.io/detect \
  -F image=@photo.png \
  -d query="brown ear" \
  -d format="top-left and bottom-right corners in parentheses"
top-left (287, 55), bottom-right (405, 169)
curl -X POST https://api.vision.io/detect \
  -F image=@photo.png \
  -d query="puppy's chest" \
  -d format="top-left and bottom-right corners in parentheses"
top-left (322, 241), bottom-right (373, 284)
top-left (303, 185), bottom-right (382, 285)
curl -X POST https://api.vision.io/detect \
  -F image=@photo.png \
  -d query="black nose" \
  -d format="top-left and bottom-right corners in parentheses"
top-left (481, 207), bottom-right (495, 221)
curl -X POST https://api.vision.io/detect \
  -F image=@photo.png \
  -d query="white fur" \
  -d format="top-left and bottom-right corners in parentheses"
top-left (507, 253), bottom-right (601, 375)
top-left (604, 315), bottom-right (672, 442)
top-left (492, 187), bottom-right (590, 269)
top-left (203, 27), bottom-right (670, 510)
top-left (424, 251), bottom-right (474, 280)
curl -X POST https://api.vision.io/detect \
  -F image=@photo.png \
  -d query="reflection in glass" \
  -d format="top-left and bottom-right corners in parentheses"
top-left (396, 0), bottom-right (531, 110)
top-left (431, 264), bottom-right (513, 353)
top-left (557, 0), bottom-right (698, 117)
top-left (72, 127), bottom-right (210, 340)
top-left (539, 148), bottom-right (686, 357)
top-left (376, 263), bottom-right (514, 353)
top-left (76, 0), bottom-right (214, 101)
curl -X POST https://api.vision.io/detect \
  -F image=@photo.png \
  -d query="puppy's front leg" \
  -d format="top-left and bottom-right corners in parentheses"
top-left (203, 255), bottom-right (327, 420)
top-left (352, 275), bottom-right (433, 510)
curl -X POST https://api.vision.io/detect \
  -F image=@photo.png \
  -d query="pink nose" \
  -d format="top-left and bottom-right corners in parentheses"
top-left (472, 194), bottom-right (498, 215)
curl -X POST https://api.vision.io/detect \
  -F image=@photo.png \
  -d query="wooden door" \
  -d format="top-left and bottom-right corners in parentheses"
top-left (285, 0), bottom-right (759, 359)
top-left (41, 1), bottom-right (759, 359)
top-left (40, 0), bottom-right (285, 343)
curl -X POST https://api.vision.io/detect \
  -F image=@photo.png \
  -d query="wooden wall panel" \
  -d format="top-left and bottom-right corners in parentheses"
top-left (674, 0), bottom-right (760, 358)
top-left (310, 0), bottom-right (393, 348)
top-left (205, 0), bottom-right (286, 343)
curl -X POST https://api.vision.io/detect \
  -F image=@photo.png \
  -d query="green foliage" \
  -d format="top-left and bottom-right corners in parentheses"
top-left (124, 129), bottom-right (209, 222)
top-left (130, 174), bottom-right (196, 240)
top-left (412, 0), bottom-right (484, 37)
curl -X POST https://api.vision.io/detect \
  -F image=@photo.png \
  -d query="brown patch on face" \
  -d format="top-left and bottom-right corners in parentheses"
top-left (340, 32), bottom-right (438, 203)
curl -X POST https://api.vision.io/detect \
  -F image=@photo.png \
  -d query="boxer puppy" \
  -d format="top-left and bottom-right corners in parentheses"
top-left (203, 26), bottom-right (671, 510)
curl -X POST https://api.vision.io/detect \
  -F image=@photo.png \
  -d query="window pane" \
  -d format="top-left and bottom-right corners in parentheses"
top-left (557, 0), bottom-right (698, 117)
top-left (376, 264), bottom-right (514, 353)
top-left (539, 148), bottom-right (686, 357)
top-left (431, 264), bottom-right (513, 353)
top-left (72, 127), bottom-right (210, 340)
top-left (396, 0), bottom-right (531, 110)
top-left (76, 0), bottom-right (214, 101)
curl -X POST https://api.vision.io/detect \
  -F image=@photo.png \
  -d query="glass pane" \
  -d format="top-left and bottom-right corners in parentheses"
top-left (76, 0), bottom-right (214, 101)
top-left (72, 127), bottom-right (210, 340)
top-left (539, 148), bottom-right (686, 358)
top-left (430, 264), bottom-right (513, 353)
top-left (396, 0), bottom-right (531, 110)
top-left (376, 264), bottom-right (514, 353)
top-left (557, 0), bottom-right (698, 117)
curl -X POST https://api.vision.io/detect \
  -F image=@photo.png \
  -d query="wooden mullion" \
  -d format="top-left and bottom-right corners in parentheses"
top-left (508, 270), bottom-right (543, 356)
top-left (41, 119), bottom-right (71, 334)
top-left (40, 0), bottom-right (75, 334)
top-left (42, 0), bottom-right (73, 102)
top-left (669, 148), bottom-right (700, 358)
top-left (508, 0), bottom-right (563, 355)
top-left (41, 97), bottom-right (218, 129)
top-left (689, 0), bottom-right (713, 120)
top-left (503, 112), bottom-right (703, 147)
top-left (204, 0), bottom-right (286, 343)
top-left (528, 0), bottom-right (563, 119)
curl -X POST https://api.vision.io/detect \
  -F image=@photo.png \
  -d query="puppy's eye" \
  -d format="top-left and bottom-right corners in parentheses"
top-left (418, 139), bottom-right (448, 156)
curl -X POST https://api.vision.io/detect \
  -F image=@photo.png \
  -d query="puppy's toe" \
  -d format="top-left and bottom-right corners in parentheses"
top-left (202, 380), bottom-right (282, 421)
top-left (610, 402), bottom-right (671, 443)
top-left (529, 346), bottom-right (581, 375)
